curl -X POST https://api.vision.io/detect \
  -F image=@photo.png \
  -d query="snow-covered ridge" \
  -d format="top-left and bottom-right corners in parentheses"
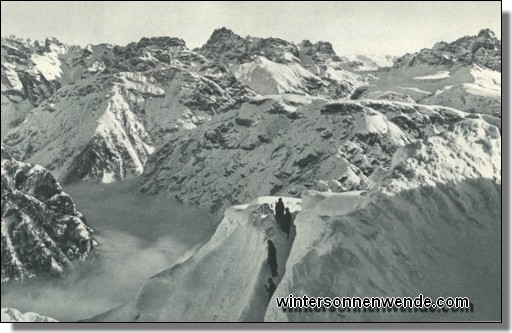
top-left (268, 118), bottom-right (500, 321)
top-left (141, 95), bottom-right (494, 214)
top-left (91, 196), bottom-right (301, 322)
top-left (232, 56), bottom-right (325, 95)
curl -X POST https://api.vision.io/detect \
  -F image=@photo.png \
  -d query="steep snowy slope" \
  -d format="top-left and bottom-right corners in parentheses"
top-left (2, 75), bottom-right (157, 183)
top-left (90, 197), bottom-right (301, 322)
top-left (1, 308), bottom-right (58, 322)
top-left (232, 56), bottom-right (326, 96)
top-left (1, 146), bottom-right (95, 282)
top-left (140, 96), bottom-right (484, 214)
top-left (266, 119), bottom-right (500, 321)
top-left (420, 65), bottom-right (501, 116)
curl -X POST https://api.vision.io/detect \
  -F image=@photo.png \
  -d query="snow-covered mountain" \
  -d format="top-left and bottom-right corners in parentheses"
top-left (394, 29), bottom-right (501, 71)
top-left (1, 35), bottom-right (251, 183)
top-left (357, 29), bottom-right (501, 116)
top-left (94, 118), bottom-right (501, 322)
top-left (1, 308), bottom-right (58, 322)
top-left (1, 146), bottom-right (95, 282)
top-left (1, 29), bottom-right (367, 183)
top-left (2, 29), bottom-right (500, 187)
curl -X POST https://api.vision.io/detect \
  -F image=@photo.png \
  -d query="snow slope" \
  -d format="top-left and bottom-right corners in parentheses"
top-left (232, 56), bottom-right (326, 95)
top-left (90, 197), bottom-right (301, 322)
top-left (266, 119), bottom-right (501, 321)
top-left (414, 71), bottom-right (450, 80)
top-left (1, 308), bottom-right (57, 322)
top-left (360, 64), bottom-right (501, 116)
top-left (360, 29), bottom-right (501, 115)
top-left (420, 65), bottom-right (501, 116)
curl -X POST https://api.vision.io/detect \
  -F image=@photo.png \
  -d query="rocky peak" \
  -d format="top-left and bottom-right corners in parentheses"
top-left (201, 27), bottom-right (244, 52)
top-left (300, 39), bottom-right (314, 48)
top-left (199, 27), bottom-right (244, 61)
top-left (199, 28), bottom-right (301, 64)
top-left (44, 37), bottom-right (65, 49)
top-left (314, 41), bottom-right (336, 55)
top-left (298, 40), bottom-right (336, 55)
top-left (297, 39), bottom-right (343, 68)
top-left (477, 28), bottom-right (497, 40)
top-left (207, 27), bottom-right (242, 43)
top-left (135, 36), bottom-right (186, 49)
top-left (394, 29), bottom-right (501, 71)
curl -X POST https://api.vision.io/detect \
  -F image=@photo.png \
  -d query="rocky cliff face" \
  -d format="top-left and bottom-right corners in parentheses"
top-left (1, 146), bottom-right (95, 282)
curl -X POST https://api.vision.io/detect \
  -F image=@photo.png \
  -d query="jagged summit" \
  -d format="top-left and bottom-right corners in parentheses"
top-left (299, 40), bottom-right (336, 55)
top-left (128, 36), bottom-right (187, 50)
top-left (206, 27), bottom-right (242, 43)
top-left (477, 28), bottom-right (497, 39)
top-left (198, 27), bottom-right (244, 62)
top-left (395, 28), bottom-right (501, 71)
top-left (199, 27), bottom-right (299, 65)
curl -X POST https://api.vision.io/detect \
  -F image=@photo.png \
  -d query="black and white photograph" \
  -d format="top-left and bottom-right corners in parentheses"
top-left (0, 0), bottom-right (505, 326)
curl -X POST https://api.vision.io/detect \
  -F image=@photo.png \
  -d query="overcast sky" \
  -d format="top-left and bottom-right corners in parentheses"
top-left (1, 1), bottom-right (502, 56)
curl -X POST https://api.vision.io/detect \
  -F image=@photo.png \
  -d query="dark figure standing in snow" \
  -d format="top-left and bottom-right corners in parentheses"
top-left (275, 198), bottom-right (285, 229)
top-left (265, 277), bottom-right (276, 300)
top-left (284, 207), bottom-right (292, 239)
top-left (267, 240), bottom-right (278, 277)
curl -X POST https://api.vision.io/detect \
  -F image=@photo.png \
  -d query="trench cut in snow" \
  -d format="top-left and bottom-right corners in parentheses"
top-left (91, 197), bottom-right (301, 322)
